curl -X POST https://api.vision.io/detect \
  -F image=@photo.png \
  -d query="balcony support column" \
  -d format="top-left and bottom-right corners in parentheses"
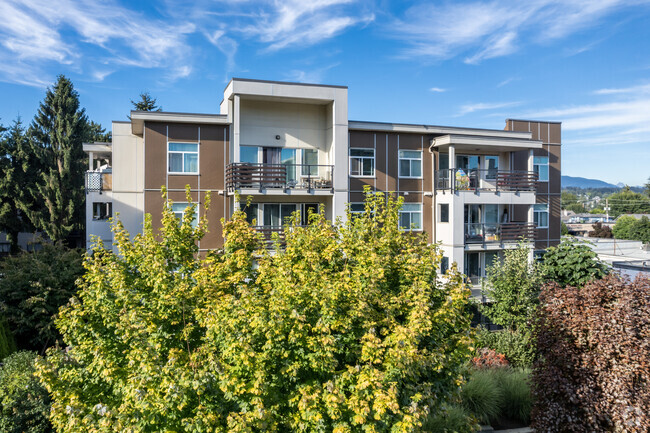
top-left (89, 151), bottom-right (94, 170)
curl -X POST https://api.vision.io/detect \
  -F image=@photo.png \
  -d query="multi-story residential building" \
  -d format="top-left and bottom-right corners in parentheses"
top-left (84, 78), bottom-right (561, 294)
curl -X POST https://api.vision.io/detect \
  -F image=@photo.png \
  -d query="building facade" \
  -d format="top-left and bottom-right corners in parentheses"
top-left (85, 78), bottom-right (561, 293)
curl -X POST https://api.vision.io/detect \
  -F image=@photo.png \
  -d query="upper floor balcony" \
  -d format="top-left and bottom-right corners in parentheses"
top-left (436, 168), bottom-right (538, 193)
top-left (85, 171), bottom-right (112, 193)
top-left (226, 163), bottom-right (334, 194)
top-left (465, 222), bottom-right (536, 246)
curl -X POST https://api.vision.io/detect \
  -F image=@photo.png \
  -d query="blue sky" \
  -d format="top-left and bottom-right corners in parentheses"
top-left (1, 0), bottom-right (649, 186)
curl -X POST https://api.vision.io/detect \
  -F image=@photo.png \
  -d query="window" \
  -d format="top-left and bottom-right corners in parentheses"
top-left (534, 203), bottom-right (549, 228)
top-left (439, 203), bottom-right (449, 222)
top-left (241, 203), bottom-right (259, 225)
top-left (240, 146), bottom-right (259, 163)
top-left (533, 156), bottom-right (549, 182)
top-left (440, 256), bottom-right (449, 274)
top-left (168, 142), bottom-right (198, 173)
top-left (92, 202), bottom-right (112, 220)
top-left (398, 150), bottom-right (422, 178)
top-left (349, 148), bottom-right (374, 177)
top-left (485, 155), bottom-right (499, 180)
top-left (171, 203), bottom-right (198, 228)
top-left (301, 149), bottom-right (319, 176)
top-left (399, 203), bottom-right (422, 231)
top-left (349, 203), bottom-right (365, 214)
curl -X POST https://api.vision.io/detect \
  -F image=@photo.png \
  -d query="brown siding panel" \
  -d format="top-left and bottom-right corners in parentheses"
top-left (375, 133), bottom-right (387, 192)
top-left (548, 144), bottom-right (561, 194)
top-left (399, 134), bottom-right (421, 150)
top-left (399, 179), bottom-right (422, 191)
top-left (168, 124), bottom-right (199, 142)
top-left (201, 125), bottom-right (227, 190)
top-left (168, 175), bottom-right (199, 190)
top-left (386, 134), bottom-right (398, 191)
top-left (144, 123), bottom-right (167, 190)
top-left (349, 177), bottom-right (374, 191)
top-left (349, 131), bottom-right (374, 148)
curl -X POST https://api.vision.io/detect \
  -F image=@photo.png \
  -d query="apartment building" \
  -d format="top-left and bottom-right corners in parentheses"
top-left (85, 78), bottom-right (561, 293)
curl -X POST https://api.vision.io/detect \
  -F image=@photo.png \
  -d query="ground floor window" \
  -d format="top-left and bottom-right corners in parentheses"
top-left (93, 202), bottom-right (112, 220)
top-left (171, 203), bottom-right (198, 228)
top-left (534, 203), bottom-right (549, 228)
top-left (399, 203), bottom-right (422, 231)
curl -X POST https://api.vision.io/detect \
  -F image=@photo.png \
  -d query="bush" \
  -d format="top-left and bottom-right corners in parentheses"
top-left (540, 237), bottom-right (608, 288)
top-left (497, 368), bottom-right (532, 424)
top-left (471, 348), bottom-right (508, 369)
top-left (613, 214), bottom-right (637, 239)
top-left (588, 221), bottom-right (613, 238)
top-left (532, 274), bottom-right (650, 432)
top-left (0, 316), bottom-right (16, 361)
top-left (460, 369), bottom-right (503, 424)
top-left (0, 242), bottom-right (84, 352)
top-left (423, 404), bottom-right (476, 433)
top-left (475, 327), bottom-right (535, 368)
top-left (0, 351), bottom-right (52, 433)
top-left (38, 188), bottom-right (474, 432)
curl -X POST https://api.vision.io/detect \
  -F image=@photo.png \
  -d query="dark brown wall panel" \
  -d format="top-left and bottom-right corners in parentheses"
top-left (549, 124), bottom-right (561, 144)
top-left (539, 122), bottom-right (549, 143)
top-left (512, 204), bottom-right (528, 223)
top-left (513, 150), bottom-right (528, 171)
top-left (423, 194), bottom-right (433, 242)
top-left (548, 144), bottom-right (561, 194)
top-left (375, 133), bottom-right (387, 192)
top-left (145, 190), bottom-right (165, 234)
top-left (549, 196), bottom-right (561, 241)
top-left (530, 122), bottom-right (539, 141)
top-left (386, 134), bottom-right (398, 191)
top-left (349, 192), bottom-right (365, 203)
top-left (423, 150), bottom-right (433, 191)
top-left (399, 179), bottom-right (422, 191)
top-left (144, 123), bottom-right (167, 190)
top-left (168, 175), bottom-right (199, 190)
top-left (349, 131), bottom-right (374, 148)
top-left (168, 124), bottom-right (199, 142)
top-left (349, 177), bottom-right (374, 191)
top-left (201, 125), bottom-right (227, 190)
top-left (399, 134), bottom-right (421, 150)
top-left (201, 191), bottom-right (225, 249)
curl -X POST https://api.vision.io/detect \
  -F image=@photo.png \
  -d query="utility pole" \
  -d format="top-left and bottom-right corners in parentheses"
top-left (605, 198), bottom-right (609, 221)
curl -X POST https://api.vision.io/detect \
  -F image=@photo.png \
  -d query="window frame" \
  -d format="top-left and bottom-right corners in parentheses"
top-left (168, 142), bottom-right (199, 174)
top-left (399, 203), bottom-right (423, 232)
top-left (533, 203), bottom-right (549, 228)
top-left (171, 202), bottom-right (198, 228)
top-left (349, 148), bottom-right (375, 178)
top-left (398, 150), bottom-right (423, 179)
top-left (301, 148), bottom-right (319, 176)
top-left (92, 202), bottom-right (112, 221)
top-left (533, 156), bottom-right (549, 182)
top-left (439, 203), bottom-right (449, 223)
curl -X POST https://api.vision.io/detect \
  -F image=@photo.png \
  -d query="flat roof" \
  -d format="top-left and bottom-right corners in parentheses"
top-left (349, 120), bottom-right (532, 139)
top-left (129, 111), bottom-right (229, 135)
top-left (226, 77), bottom-right (348, 92)
top-left (506, 118), bottom-right (562, 125)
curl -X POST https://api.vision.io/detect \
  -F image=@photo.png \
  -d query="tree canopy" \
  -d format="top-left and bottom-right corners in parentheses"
top-left (38, 188), bottom-right (473, 432)
top-left (130, 91), bottom-right (162, 112)
top-left (607, 187), bottom-right (650, 218)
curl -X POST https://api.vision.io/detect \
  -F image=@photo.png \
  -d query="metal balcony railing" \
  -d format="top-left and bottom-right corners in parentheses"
top-left (86, 171), bottom-right (112, 192)
top-left (226, 163), bottom-right (334, 193)
top-left (465, 222), bottom-right (537, 245)
top-left (436, 169), bottom-right (538, 192)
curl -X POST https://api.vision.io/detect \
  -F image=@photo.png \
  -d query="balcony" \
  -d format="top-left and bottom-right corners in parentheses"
top-left (436, 169), bottom-right (537, 192)
top-left (226, 163), bottom-right (334, 193)
top-left (85, 171), bottom-right (112, 193)
top-left (465, 222), bottom-right (536, 245)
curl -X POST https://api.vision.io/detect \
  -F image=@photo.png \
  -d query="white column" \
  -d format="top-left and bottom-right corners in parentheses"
top-left (528, 149), bottom-right (534, 172)
top-left (88, 151), bottom-right (94, 170)
top-left (233, 94), bottom-right (241, 163)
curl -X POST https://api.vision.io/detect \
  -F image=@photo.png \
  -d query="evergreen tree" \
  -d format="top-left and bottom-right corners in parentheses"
top-left (27, 75), bottom-right (88, 243)
top-left (0, 119), bottom-right (39, 252)
top-left (86, 120), bottom-right (111, 142)
top-left (130, 91), bottom-right (162, 112)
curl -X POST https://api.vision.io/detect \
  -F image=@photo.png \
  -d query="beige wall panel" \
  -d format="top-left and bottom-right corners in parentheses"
top-left (169, 124), bottom-right (199, 142)
top-left (349, 131), bottom-right (374, 148)
top-left (386, 134), bottom-right (398, 191)
top-left (168, 175), bottom-right (199, 190)
top-left (144, 123), bottom-right (167, 190)
top-left (201, 125), bottom-right (227, 190)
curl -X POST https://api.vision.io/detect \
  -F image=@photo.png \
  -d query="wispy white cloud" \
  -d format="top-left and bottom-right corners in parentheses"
top-left (392, 0), bottom-right (650, 64)
top-left (457, 101), bottom-right (521, 116)
top-left (429, 87), bottom-right (446, 93)
top-left (284, 63), bottom-right (340, 83)
top-left (593, 83), bottom-right (650, 95)
top-left (497, 77), bottom-right (519, 87)
top-left (0, 0), bottom-right (194, 86)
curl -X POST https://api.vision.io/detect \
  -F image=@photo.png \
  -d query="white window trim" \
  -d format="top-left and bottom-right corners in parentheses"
top-left (533, 156), bottom-right (549, 182)
top-left (398, 150), bottom-right (423, 179)
top-left (438, 203), bottom-right (450, 223)
top-left (349, 148), bottom-right (375, 178)
top-left (534, 204), bottom-right (549, 229)
top-left (168, 142), bottom-right (199, 175)
top-left (171, 202), bottom-right (198, 228)
top-left (399, 203), bottom-right (423, 232)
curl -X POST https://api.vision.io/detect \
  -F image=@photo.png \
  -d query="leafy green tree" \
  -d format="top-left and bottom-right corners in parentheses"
top-left (481, 243), bottom-right (542, 332)
top-left (613, 215), bottom-right (637, 239)
top-left (564, 203), bottom-right (585, 214)
top-left (644, 176), bottom-right (650, 197)
top-left (560, 191), bottom-right (580, 210)
top-left (0, 119), bottom-right (40, 252)
top-left (628, 216), bottom-right (650, 244)
top-left (589, 207), bottom-right (605, 214)
top-left (0, 316), bottom-right (16, 361)
top-left (561, 222), bottom-right (569, 236)
top-left (607, 186), bottom-right (650, 218)
top-left (38, 188), bottom-right (474, 432)
top-left (26, 75), bottom-right (88, 243)
top-left (540, 238), bottom-right (608, 288)
top-left (0, 351), bottom-right (52, 433)
top-left (130, 91), bottom-right (162, 112)
top-left (0, 242), bottom-right (84, 353)
top-left (588, 222), bottom-right (613, 238)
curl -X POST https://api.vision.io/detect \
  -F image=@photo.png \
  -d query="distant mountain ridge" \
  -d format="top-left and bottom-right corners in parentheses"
top-left (562, 175), bottom-right (619, 189)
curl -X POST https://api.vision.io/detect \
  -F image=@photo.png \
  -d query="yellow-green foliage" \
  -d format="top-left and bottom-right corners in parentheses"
top-left (37, 187), bottom-right (473, 432)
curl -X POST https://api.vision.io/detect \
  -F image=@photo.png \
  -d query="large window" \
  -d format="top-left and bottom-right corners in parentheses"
top-left (534, 203), bottom-right (549, 228)
top-left (171, 203), bottom-right (198, 228)
top-left (485, 155), bottom-right (499, 180)
top-left (398, 150), bottom-right (422, 178)
top-left (349, 148), bottom-right (374, 177)
top-left (399, 203), bottom-right (422, 231)
top-left (301, 149), bottom-right (319, 176)
top-left (168, 142), bottom-right (198, 173)
top-left (439, 203), bottom-right (449, 222)
top-left (533, 156), bottom-right (549, 182)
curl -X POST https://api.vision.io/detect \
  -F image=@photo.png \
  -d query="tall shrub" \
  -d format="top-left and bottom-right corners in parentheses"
top-left (540, 237), bottom-right (608, 288)
top-left (38, 188), bottom-right (473, 432)
top-left (532, 275), bottom-right (650, 432)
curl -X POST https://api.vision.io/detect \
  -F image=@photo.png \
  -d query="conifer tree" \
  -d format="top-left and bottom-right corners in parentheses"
top-left (130, 91), bottom-right (162, 112)
top-left (0, 119), bottom-right (39, 252)
top-left (27, 75), bottom-right (88, 243)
